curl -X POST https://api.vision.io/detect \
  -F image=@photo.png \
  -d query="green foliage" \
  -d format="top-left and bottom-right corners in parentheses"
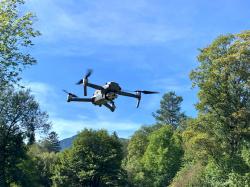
top-left (119, 137), bottom-right (129, 158)
top-left (30, 145), bottom-right (58, 186)
top-left (153, 91), bottom-right (186, 128)
top-left (170, 162), bottom-right (205, 187)
top-left (142, 125), bottom-right (183, 187)
top-left (200, 161), bottom-right (250, 187)
top-left (171, 30), bottom-right (250, 187)
top-left (241, 145), bottom-right (250, 167)
top-left (188, 31), bottom-right (250, 172)
top-left (181, 117), bottom-right (219, 163)
top-left (190, 31), bottom-right (250, 155)
top-left (0, 126), bottom-right (26, 187)
top-left (125, 91), bottom-right (187, 186)
top-left (40, 131), bottom-right (61, 153)
top-left (16, 144), bottom-right (58, 187)
top-left (171, 160), bottom-right (250, 187)
top-left (0, 0), bottom-right (40, 87)
top-left (0, 87), bottom-right (51, 141)
top-left (124, 124), bottom-right (184, 187)
top-left (124, 124), bottom-right (163, 186)
top-left (0, 87), bottom-right (50, 186)
top-left (52, 129), bottom-right (126, 187)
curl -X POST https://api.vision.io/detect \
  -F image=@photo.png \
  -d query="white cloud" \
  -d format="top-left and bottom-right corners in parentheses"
top-left (23, 81), bottom-right (59, 116)
top-left (152, 77), bottom-right (191, 92)
top-left (25, 0), bottom-right (192, 47)
top-left (51, 117), bottom-right (141, 140)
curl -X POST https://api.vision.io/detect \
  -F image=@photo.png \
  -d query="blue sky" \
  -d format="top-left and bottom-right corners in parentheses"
top-left (22, 0), bottom-right (250, 140)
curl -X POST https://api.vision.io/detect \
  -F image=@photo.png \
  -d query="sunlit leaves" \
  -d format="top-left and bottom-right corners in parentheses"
top-left (0, 0), bottom-right (40, 87)
top-left (52, 129), bottom-right (125, 187)
top-left (190, 30), bottom-right (250, 155)
top-left (142, 125), bottom-right (183, 186)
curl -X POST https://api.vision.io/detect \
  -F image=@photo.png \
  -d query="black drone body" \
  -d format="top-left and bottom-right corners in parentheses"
top-left (64, 70), bottom-right (159, 112)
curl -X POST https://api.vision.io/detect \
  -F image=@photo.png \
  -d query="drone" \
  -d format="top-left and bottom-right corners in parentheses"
top-left (63, 69), bottom-right (159, 112)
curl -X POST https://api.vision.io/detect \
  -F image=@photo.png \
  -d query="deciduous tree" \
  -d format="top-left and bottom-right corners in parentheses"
top-left (124, 124), bottom-right (163, 186)
top-left (142, 125), bottom-right (183, 187)
top-left (171, 30), bottom-right (250, 187)
top-left (190, 31), bottom-right (250, 157)
top-left (0, 0), bottom-right (40, 88)
top-left (52, 129), bottom-right (125, 187)
top-left (0, 87), bottom-right (50, 186)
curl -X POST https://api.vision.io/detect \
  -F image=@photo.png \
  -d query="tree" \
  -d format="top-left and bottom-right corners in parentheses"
top-left (170, 30), bottom-right (250, 187)
top-left (0, 0), bottom-right (40, 88)
top-left (190, 31), bottom-right (250, 157)
top-left (0, 87), bottom-right (50, 186)
top-left (0, 124), bottom-right (26, 187)
top-left (18, 144), bottom-right (58, 187)
top-left (41, 131), bottom-right (61, 153)
top-left (153, 91), bottom-right (186, 128)
top-left (142, 125), bottom-right (183, 187)
top-left (52, 129), bottom-right (126, 187)
top-left (124, 124), bottom-right (163, 186)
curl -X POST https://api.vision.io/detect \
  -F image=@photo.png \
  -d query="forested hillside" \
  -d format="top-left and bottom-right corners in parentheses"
top-left (59, 135), bottom-right (77, 150)
top-left (0, 1), bottom-right (249, 186)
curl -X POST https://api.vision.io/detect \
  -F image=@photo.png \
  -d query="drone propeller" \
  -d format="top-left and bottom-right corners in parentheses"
top-left (62, 89), bottom-right (78, 98)
top-left (85, 69), bottom-right (93, 79)
top-left (76, 69), bottom-right (93, 96)
top-left (135, 90), bottom-right (159, 94)
top-left (76, 69), bottom-right (93, 85)
top-left (134, 90), bottom-right (159, 108)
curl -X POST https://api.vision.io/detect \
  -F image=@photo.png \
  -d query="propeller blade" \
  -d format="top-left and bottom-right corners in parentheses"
top-left (62, 89), bottom-right (69, 94)
top-left (135, 90), bottom-right (159, 94)
top-left (136, 96), bottom-right (141, 108)
top-left (85, 69), bottom-right (93, 79)
top-left (62, 90), bottom-right (78, 97)
top-left (76, 69), bottom-right (92, 85)
top-left (136, 99), bottom-right (141, 108)
top-left (76, 79), bottom-right (83, 85)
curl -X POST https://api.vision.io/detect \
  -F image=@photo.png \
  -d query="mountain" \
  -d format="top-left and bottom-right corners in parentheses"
top-left (59, 135), bottom-right (77, 150)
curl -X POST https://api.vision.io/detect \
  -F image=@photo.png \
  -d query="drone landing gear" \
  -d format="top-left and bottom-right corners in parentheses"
top-left (103, 101), bottom-right (116, 112)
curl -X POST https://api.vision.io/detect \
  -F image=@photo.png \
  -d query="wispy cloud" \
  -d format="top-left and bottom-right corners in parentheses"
top-left (51, 117), bottom-right (141, 140)
top-left (151, 77), bottom-right (191, 93)
top-left (26, 0), bottom-right (192, 47)
top-left (23, 81), bottom-right (59, 116)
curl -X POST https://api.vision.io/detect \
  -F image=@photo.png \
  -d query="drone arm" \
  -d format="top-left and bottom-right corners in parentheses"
top-left (86, 82), bottom-right (104, 90)
top-left (68, 97), bottom-right (93, 102)
top-left (103, 103), bottom-right (115, 112)
top-left (117, 91), bottom-right (139, 99)
top-left (118, 91), bottom-right (142, 108)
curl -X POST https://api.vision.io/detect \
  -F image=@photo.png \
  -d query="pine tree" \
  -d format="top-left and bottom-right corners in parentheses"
top-left (41, 131), bottom-right (61, 153)
top-left (153, 91), bottom-right (186, 128)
